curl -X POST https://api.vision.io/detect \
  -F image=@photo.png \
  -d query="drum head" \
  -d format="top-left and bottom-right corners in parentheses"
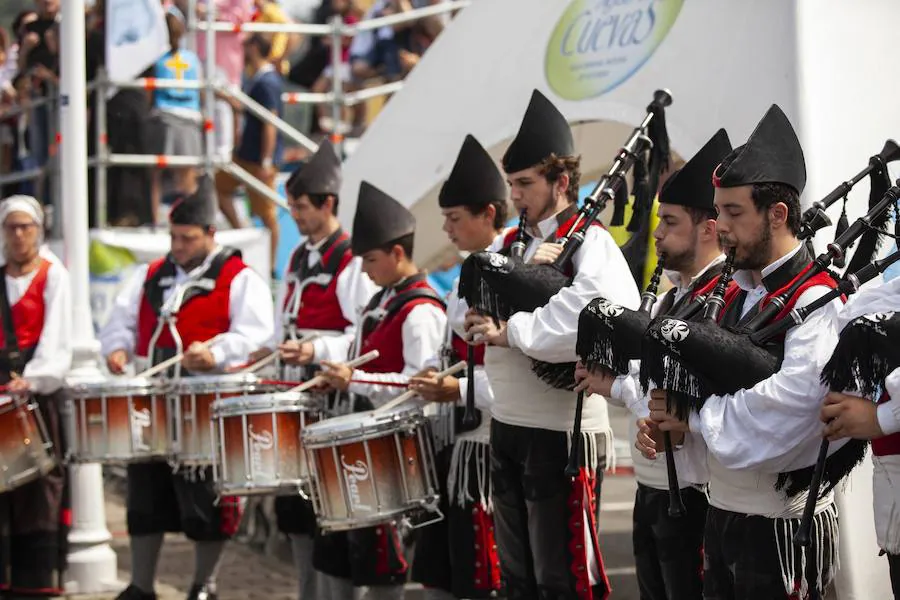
top-left (302, 401), bottom-right (423, 446)
top-left (212, 390), bottom-right (320, 416)
top-left (175, 372), bottom-right (262, 393)
top-left (69, 376), bottom-right (164, 395)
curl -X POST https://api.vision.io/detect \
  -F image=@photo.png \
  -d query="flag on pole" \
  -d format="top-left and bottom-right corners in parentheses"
top-left (106, 0), bottom-right (169, 82)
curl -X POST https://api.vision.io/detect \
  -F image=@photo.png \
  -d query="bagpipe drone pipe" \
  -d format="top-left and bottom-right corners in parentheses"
top-left (457, 89), bottom-right (673, 397)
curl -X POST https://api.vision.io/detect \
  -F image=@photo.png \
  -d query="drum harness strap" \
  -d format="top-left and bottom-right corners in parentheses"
top-left (0, 266), bottom-right (30, 381)
top-left (145, 248), bottom-right (239, 381)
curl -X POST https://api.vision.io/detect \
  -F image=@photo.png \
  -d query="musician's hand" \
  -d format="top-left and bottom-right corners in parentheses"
top-left (529, 242), bottom-right (563, 265)
top-left (636, 417), bottom-right (661, 460)
top-left (7, 377), bottom-right (30, 393)
top-left (648, 390), bottom-right (690, 433)
top-left (279, 340), bottom-right (315, 366)
top-left (573, 360), bottom-right (615, 397)
top-left (820, 392), bottom-right (884, 441)
top-left (106, 349), bottom-right (129, 374)
top-left (408, 373), bottom-right (460, 403)
top-left (248, 347), bottom-right (273, 364)
top-left (319, 361), bottom-right (352, 391)
top-left (464, 311), bottom-right (509, 347)
top-left (183, 342), bottom-right (217, 372)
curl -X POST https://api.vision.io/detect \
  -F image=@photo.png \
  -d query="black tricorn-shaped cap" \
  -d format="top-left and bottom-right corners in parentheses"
top-left (351, 181), bottom-right (416, 255)
top-left (439, 135), bottom-right (508, 208)
top-left (712, 104), bottom-right (806, 194)
top-left (501, 89), bottom-right (574, 173)
top-left (286, 139), bottom-right (343, 198)
top-left (660, 128), bottom-right (732, 210)
top-left (170, 176), bottom-right (216, 228)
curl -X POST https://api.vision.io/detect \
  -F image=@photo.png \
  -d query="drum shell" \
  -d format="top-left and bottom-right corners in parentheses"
top-left (211, 392), bottom-right (321, 496)
top-left (0, 394), bottom-right (56, 492)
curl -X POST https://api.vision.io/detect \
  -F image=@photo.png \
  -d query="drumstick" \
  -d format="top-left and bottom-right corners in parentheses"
top-left (135, 334), bottom-right (226, 379)
top-left (241, 332), bottom-right (320, 374)
top-left (375, 361), bottom-right (467, 414)
top-left (287, 350), bottom-right (381, 393)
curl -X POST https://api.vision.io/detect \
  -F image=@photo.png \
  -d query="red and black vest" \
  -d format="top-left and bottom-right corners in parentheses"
top-left (283, 229), bottom-right (354, 333)
top-left (0, 258), bottom-right (51, 378)
top-left (357, 273), bottom-right (445, 375)
top-left (135, 248), bottom-right (246, 362)
top-left (499, 204), bottom-right (603, 277)
top-left (874, 391), bottom-right (900, 457)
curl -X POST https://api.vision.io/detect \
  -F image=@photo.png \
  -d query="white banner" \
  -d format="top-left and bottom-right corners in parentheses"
top-left (106, 0), bottom-right (169, 82)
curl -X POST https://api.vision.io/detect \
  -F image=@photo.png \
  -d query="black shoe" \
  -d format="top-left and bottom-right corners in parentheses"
top-left (115, 584), bottom-right (157, 600)
top-left (186, 584), bottom-right (218, 600)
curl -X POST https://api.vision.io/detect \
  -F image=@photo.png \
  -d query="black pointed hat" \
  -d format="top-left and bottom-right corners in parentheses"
top-left (713, 104), bottom-right (806, 194)
top-left (660, 129), bottom-right (732, 210)
top-left (501, 89), bottom-right (574, 173)
top-left (170, 176), bottom-right (216, 227)
top-left (351, 181), bottom-right (416, 255)
top-left (439, 135), bottom-right (508, 208)
top-left (286, 139), bottom-right (343, 198)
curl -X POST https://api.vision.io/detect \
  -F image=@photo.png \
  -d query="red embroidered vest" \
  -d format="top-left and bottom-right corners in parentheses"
top-left (501, 207), bottom-right (604, 278)
top-left (0, 258), bottom-right (51, 353)
top-left (450, 332), bottom-right (484, 366)
top-left (358, 276), bottom-right (445, 374)
top-left (135, 252), bottom-right (246, 357)
top-left (283, 230), bottom-right (354, 332)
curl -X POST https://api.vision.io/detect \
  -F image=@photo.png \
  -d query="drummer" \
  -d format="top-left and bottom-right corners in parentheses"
top-left (266, 140), bottom-right (377, 599)
top-left (406, 135), bottom-right (508, 599)
top-left (98, 178), bottom-right (274, 600)
top-left (317, 181), bottom-right (447, 600)
top-left (0, 195), bottom-right (72, 598)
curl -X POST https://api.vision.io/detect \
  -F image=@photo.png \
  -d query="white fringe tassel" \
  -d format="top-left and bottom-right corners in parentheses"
top-left (774, 503), bottom-right (840, 598)
top-left (565, 428), bottom-right (616, 475)
top-left (448, 439), bottom-right (492, 512)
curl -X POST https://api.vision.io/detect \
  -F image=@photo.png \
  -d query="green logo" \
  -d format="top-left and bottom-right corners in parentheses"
top-left (546, 0), bottom-right (684, 100)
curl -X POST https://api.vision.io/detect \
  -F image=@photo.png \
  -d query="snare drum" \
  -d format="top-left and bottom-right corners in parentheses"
top-left (302, 402), bottom-right (440, 532)
top-left (211, 391), bottom-right (322, 496)
top-left (66, 377), bottom-right (170, 463)
top-left (0, 394), bottom-right (56, 492)
top-left (171, 373), bottom-right (269, 465)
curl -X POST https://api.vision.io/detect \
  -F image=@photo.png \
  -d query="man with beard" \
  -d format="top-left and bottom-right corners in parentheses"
top-left (575, 129), bottom-right (732, 600)
top-left (406, 134), bottom-right (509, 600)
top-left (464, 90), bottom-right (639, 599)
top-left (264, 139), bottom-right (377, 600)
top-left (644, 105), bottom-right (844, 599)
top-left (100, 178), bottom-right (274, 600)
top-left (0, 195), bottom-right (71, 599)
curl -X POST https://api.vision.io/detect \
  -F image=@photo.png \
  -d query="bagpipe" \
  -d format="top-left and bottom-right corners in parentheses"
top-left (574, 256), bottom-right (694, 515)
top-left (639, 143), bottom-right (900, 421)
top-left (457, 89), bottom-right (673, 404)
top-left (792, 265), bottom-right (900, 547)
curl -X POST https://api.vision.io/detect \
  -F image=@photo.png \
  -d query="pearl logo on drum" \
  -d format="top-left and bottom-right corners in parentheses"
top-left (130, 408), bottom-right (152, 451)
top-left (248, 425), bottom-right (275, 479)
top-left (341, 455), bottom-right (373, 512)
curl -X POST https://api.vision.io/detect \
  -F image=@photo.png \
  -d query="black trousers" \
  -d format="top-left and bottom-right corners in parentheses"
top-left (274, 494), bottom-right (318, 536)
top-left (889, 552), bottom-right (899, 600)
top-left (703, 506), bottom-right (836, 600)
top-left (0, 395), bottom-right (69, 598)
top-left (490, 420), bottom-right (608, 599)
top-left (633, 483), bottom-right (707, 600)
top-left (125, 462), bottom-right (242, 541)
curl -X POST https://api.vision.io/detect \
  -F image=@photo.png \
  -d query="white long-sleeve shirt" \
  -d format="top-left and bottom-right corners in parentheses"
top-left (469, 211), bottom-right (639, 432)
top-left (10, 259), bottom-right (72, 395)
top-left (608, 256), bottom-right (724, 489)
top-left (273, 237), bottom-right (378, 363)
top-left (685, 244), bottom-right (842, 517)
top-left (99, 247), bottom-right (274, 371)
top-left (347, 282), bottom-right (446, 408)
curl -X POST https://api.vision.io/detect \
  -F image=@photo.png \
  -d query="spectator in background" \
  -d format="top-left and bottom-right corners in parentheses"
top-left (18, 0), bottom-right (60, 77)
top-left (0, 28), bottom-right (12, 94)
top-left (5, 10), bottom-right (38, 84)
top-left (250, 0), bottom-right (297, 76)
top-left (215, 33), bottom-right (283, 276)
top-left (310, 0), bottom-right (359, 136)
top-left (2, 74), bottom-right (38, 199)
top-left (148, 10), bottom-right (204, 225)
top-left (187, 0), bottom-right (254, 160)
